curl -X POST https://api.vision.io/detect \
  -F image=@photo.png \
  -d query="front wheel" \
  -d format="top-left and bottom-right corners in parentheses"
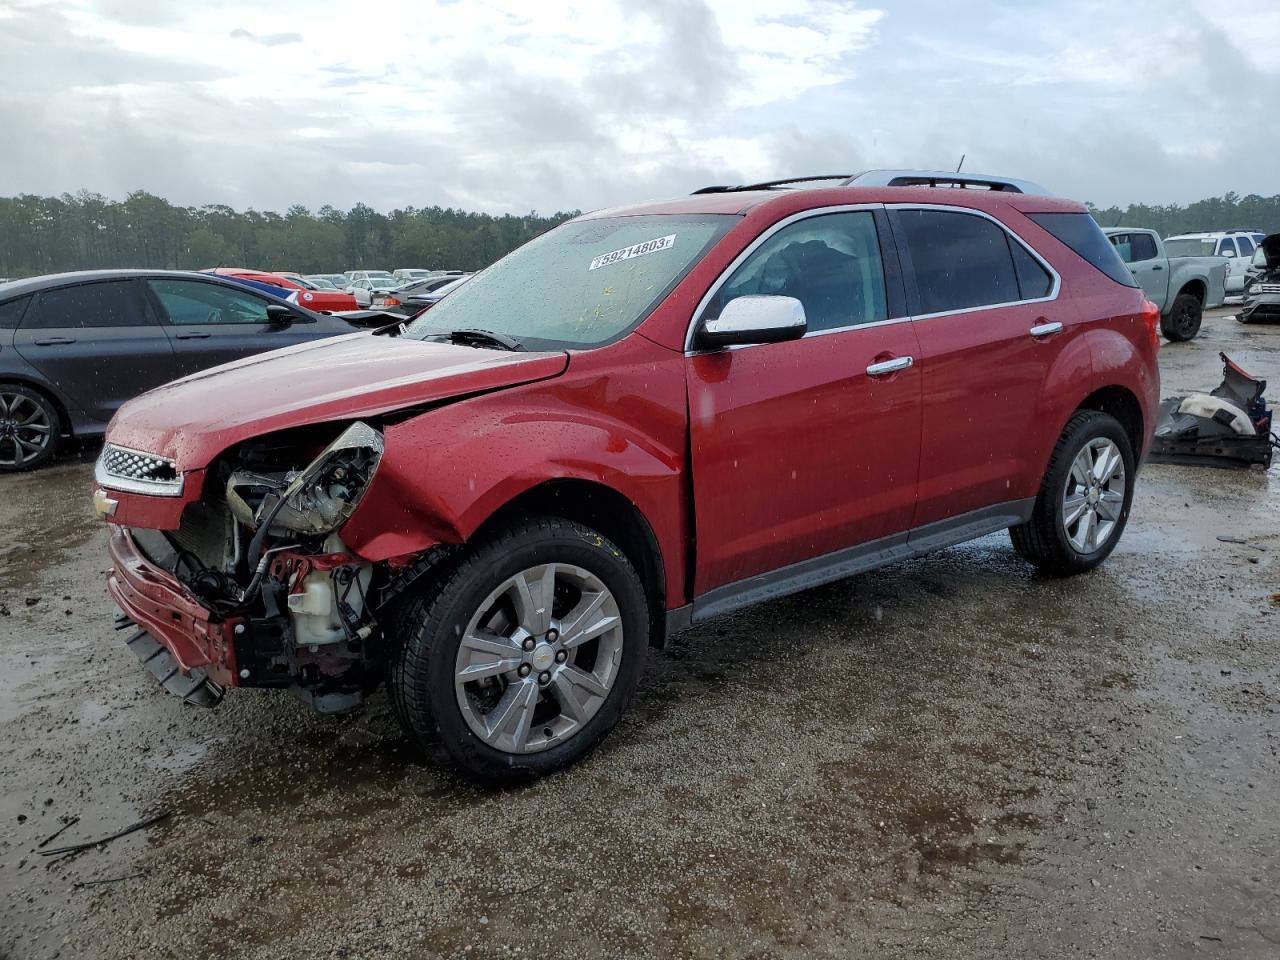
top-left (0, 384), bottom-right (61, 472)
top-left (389, 516), bottom-right (649, 783)
top-left (1010, 410), bottom-right (1136, 576)
top-left (1161, 293), bottom-right (1202, 341)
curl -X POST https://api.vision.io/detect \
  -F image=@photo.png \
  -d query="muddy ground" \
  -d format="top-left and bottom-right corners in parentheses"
top-left (2, 307), bottom-right (1278, 960)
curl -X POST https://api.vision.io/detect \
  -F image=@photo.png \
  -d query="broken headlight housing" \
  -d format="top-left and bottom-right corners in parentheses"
top-left (227, 422), bottom-right (384, 537)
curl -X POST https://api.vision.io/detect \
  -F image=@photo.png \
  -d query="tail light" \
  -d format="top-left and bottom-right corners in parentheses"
top-left (383, 297), bottom-right (401, 306)
top-left (1140, 299), bottom-right (1161, 349)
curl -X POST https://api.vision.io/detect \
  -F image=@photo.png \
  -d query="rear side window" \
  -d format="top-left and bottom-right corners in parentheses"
top-left (1235, 236), bottom-right (1254, 256)
top-left (0, 295), bottom-right (31, 329)
top-left (895, 209), bottom-right (1020, 314)
top-left (1027, 213), bottom-right (1138, 288)
top-left (1130, 232), bottom-right (1158, 261)
top-left (1217, 238), bottom-right (1237, 258)
top-left (1008, 238), bottom-right (1053, 299)
top-left (27, 281), bottom-right (153, 329)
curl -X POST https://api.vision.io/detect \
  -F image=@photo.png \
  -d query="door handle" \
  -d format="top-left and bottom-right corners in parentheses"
top-left (1029, 321), bottom-right (1063, 338)
top-left (33, 337), bottom-right (76, 346)
top-left (1152, 265), bottom-right (1164, 271)
top-left (866, 356), bottom-right (913, 376)
top-left (173, 331), bottom-right (211, 340)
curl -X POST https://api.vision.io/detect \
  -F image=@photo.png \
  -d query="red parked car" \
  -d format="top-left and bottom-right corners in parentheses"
top-left (95, 170), bottom-right (1160, 782)
top-left (205, 268), bottom-right (359, 312)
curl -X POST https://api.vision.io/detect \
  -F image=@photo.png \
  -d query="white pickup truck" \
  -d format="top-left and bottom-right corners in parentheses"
top-left (1104, 228), bottom-right (1227, 341)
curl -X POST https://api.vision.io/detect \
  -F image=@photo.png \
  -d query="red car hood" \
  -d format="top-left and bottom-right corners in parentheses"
top-left (107, 332), bottom-right (569, 470)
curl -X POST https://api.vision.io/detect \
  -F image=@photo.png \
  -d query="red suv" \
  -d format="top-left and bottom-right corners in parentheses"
top-left (95, 171), bottom-right (1160, 782)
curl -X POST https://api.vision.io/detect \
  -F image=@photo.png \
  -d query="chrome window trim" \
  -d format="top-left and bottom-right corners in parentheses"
top-left (884, 202), bottom-right (1061, 321)
top-left (683, 201), bottom-right (1062, 355)
top-left (95, 443), bottom-right (185, 498)
top-left (683, 203), bottom-right (886, 354)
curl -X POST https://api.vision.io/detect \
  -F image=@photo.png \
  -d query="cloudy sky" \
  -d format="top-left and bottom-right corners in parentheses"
top-left (2, 0), bottom-right (1278, 215)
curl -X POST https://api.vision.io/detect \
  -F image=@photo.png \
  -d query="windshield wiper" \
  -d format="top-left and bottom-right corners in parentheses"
top-left (418, 327), bottom-right (524, 351)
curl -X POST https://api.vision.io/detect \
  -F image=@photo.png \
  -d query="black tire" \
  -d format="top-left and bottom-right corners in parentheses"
top-left (1010, 410), bottom-right (1136, 576)
top-left (1161, 292), bottom-right (1202, 341)
top-left (0, 383), bottom-right (61, 472)
top-left (389, 516), bottom-right (649, 784)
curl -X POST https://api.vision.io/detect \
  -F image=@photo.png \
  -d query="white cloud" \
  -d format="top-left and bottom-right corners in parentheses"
top-left (0, 0), bottom-right (1276, 214)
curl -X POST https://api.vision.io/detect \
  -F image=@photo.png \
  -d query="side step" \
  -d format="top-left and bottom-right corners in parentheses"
top-left (119, 619), bottom-right (225, 708)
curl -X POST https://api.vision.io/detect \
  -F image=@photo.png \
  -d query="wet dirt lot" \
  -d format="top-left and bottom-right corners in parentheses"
top-left (2, 307), bottom-right (1278, 960)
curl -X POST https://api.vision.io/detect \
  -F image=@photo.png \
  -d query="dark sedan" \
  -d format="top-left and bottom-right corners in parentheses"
top-left (373, 273), bottom-right (473, 317)
top-left (0, 270), bottom-right (363, 471)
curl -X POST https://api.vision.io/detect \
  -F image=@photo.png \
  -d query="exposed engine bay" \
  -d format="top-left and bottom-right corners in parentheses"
top-left (128, 421), bottom-right (388, 712)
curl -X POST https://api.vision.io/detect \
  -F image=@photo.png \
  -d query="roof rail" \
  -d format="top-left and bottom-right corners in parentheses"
top-left (692, 169), bottom-right (1052, 197)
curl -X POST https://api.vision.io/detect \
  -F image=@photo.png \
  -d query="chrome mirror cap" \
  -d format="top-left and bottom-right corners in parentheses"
top-left (698, 295), bottom-right (807, 349)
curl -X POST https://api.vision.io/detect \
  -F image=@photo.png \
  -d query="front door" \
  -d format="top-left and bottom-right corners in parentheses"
top-left (12, 278), bottom-right (177, 422)
top-left (1111, 232), bottom-right (1167, 304)
top-left (687, 208), bottom-right (923, 594)
top-left (143, 277), bottom-right (323, 375)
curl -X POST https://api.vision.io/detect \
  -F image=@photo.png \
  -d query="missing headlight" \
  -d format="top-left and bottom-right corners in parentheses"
top-left (226, 422), bottom-right (384, 537)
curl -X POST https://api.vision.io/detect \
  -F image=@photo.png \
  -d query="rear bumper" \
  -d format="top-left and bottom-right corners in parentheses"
top-left (106, 526), bottom-right (241, 688)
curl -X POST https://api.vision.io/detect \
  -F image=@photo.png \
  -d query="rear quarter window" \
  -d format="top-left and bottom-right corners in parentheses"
top-left (0, 295), bottom-right (31, 328)
top-left (1028, 213), bottom-right (1138, 288)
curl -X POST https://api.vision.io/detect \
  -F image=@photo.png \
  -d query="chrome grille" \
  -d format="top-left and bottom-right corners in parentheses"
top-left (96, 444), bottom-right (184, 496)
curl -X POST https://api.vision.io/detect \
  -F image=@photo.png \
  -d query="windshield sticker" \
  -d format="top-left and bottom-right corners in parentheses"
top-left (589, 234), bottom-right (676, 271)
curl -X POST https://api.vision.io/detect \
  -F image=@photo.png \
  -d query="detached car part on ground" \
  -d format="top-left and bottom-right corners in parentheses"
top-left (95, 170), bottom-right (1161, 783)
top-left (1150, 353), bottom-right (1277, 469)
top-left (1238, 233), bottom-right (1280, 325)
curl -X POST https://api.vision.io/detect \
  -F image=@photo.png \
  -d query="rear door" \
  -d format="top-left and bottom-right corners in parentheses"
top-left (143, 277), bottom-right (329, 376)
top-left (889, 205), bottom-right (1066, 529)
top-left (687, 207), bottom-right (923, 593)
top-left (12, 279), bottom-right (177, 422)
top-left (1111, 232), bottom-right (1167, 303)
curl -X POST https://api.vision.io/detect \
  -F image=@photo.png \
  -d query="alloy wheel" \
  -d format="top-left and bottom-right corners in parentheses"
top-left (1061, 437), bottom-right (1126, 554)
top-left (0, 392), bottom-right (53, 467)
top-left (453, 563), bottom-right (624, 754)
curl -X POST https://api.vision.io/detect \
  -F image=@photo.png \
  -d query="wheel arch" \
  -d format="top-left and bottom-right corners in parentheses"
top-left (1073, 384), bottom-right (1144, 463)
top-left (472, 479), bottom-right (669, 647)
top-left (1175, 278), bottom-right (1206, 306)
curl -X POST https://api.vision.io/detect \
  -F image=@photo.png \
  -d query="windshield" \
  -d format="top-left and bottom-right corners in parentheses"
top-left (1165, 238), bottom-right (1218, 258)
top-left (404, 214), bottom-right (734, 349)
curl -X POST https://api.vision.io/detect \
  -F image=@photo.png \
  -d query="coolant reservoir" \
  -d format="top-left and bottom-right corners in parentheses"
top-left (287, 535), bottom-right (372, 647)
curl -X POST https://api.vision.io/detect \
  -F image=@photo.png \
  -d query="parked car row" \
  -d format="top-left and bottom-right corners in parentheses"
top-left (0, 270), bottom-right (378, 471)
top-left (1103, 228), bottom-right (1226, 340)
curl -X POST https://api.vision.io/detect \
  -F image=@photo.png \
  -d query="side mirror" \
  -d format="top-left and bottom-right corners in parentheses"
top-left (697, 295), bottom-right (807, 350)
top-left (265, 303), bottom-right (295, 326)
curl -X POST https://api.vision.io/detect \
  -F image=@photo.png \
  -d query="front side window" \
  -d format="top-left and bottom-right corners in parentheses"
top-left (404, 214), bottom-right (735, 349)
top-left (896, 209), bottom-right (1021, 314)
top-left (706, 211), bottom-right (888, 333)
top-left (1109, 234), bottom-right (1135, 262)
top-left (147, 279), bottom-right (271, 325)
top-left (28, 281), bottom-right (152, 329)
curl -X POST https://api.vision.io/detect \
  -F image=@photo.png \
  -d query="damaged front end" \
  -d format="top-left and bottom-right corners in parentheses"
top-left (1240, 233), bottom-right (1280, 324)
top-left (106, 421), bottom-right (391, 713)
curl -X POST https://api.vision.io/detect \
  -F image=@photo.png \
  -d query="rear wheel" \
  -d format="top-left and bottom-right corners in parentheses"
top-left (0, 384), bottom-right (60, 472)
top-left (1161, 293), bottom-right (1202, 341)
top-left (389, 516), bottom-right (648, 783)
top-left (1010, 410), bottom-right (1135, 576)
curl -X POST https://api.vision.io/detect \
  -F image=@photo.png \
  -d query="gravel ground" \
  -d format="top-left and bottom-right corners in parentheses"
top-left (2, 307), bottom-right (1278, 960)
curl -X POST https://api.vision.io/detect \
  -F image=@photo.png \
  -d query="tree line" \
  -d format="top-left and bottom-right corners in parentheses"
top-left (0, 191), bottom-right (578, 280)
top-left (1, 187), bottom-right (1277, 281)
top-left (1087, 191), bottom-right (1279, 239)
